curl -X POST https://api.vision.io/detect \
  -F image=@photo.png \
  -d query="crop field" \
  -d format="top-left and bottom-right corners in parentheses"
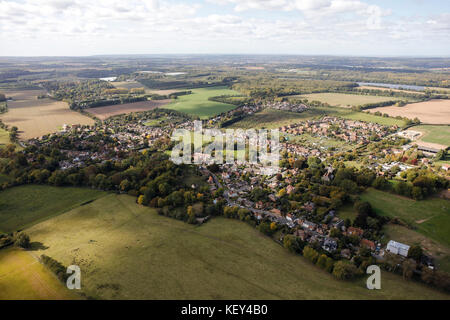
top-left (0, 248), bottom-right (80, 300)
top-left (166, 87), bottom-right (239, 119)
top-left (0, 185), bottom-right (107, 233)
top-left (0, 127), bottom-right (10, 146)
top-left (298, 92), bottom-right (406, 107)
top-left (23, 193), bottom-right (449, 300)
top-left (0, 89), bottom-right (95, 140)
top-left (229, 106), bottom-right (406, 129)
top-left (407, 125), bottom-right (450, 147)
top-left (356, 85), bottom-right (425, 95)
top-left (86, 99), bottom-right (171, 120)
top-left (368, 99), bottom-right (450, 124)
top-left (359, 188), bottom-right (450, 247)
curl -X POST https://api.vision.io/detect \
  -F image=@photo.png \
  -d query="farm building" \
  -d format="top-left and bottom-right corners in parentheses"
top-left (386, 240), bottom-right (410, 257)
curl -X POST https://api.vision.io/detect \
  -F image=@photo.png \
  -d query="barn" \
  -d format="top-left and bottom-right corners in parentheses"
top-left (386, 240), bottom-right (410, 257)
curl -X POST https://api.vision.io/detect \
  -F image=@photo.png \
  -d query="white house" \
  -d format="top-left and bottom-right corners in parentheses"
top-left (386, 240), bottom-right (410, 257)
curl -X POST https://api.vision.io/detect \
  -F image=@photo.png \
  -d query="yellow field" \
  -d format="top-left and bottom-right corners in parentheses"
top-left (0, 89), bottom-right (94, 140)
top-left (368, 99), bottom-right (450, 124)
top-left (0, 248), bottom-right (80, 300)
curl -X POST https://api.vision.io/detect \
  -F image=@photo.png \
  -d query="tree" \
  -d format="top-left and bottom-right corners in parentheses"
top-left (402, 259), bottom-right (417, 280)
top-left (408, 245), bottom-right (423, 261)
top-left (332, 261), bottom-right (359, 280)
top-left (15, 232), bottom-right (31, 249)
top-left (354, 201), bottom-right (372, 216)
top-left (316, 254), bottom-right (328, 269)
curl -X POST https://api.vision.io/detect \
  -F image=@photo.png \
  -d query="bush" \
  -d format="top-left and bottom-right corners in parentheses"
top-left (15, 232), bottom-right (31, 249)
top-left (40, 255), bottom-right (68, 282)
top-left (332, 261), bottom-right (359, 280)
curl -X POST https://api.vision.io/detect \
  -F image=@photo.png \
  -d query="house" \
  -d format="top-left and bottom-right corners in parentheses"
top-left (322, 238), bottom-right (338, 253)
top-left (302, 220), bottom-right (317, 231)
top-left (270, 208), bottom-right (282, 217)
top-left (360, 239), bottom-right (376, 251)
top-left (442, 164), bottom-right (450, 171)
top-left (386, 240), bottom-right (410, 257)
top-left (347, 227), bottom-right (364, 237)
top-left (286, 185), bottom-right (295, 195)
top-left (341, 249), bottom-right (351, 259)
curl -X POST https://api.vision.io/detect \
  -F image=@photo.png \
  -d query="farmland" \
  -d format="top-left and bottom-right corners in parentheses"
top-left (359, 188), bottom-right (450, 247)
top-left (368, 99), bottom-right (450, 124)
top-left (0, 248), bottom-right (80, 300)
top-left (229, 106), bottom-right (406, 129)
top-left (86, 99), bottom-right (170, 120)
top-left (0, 89), bottom-right (94, 140)
top-left (166, 87), bottom-right (240, 119)
top-left (23, 193), bottom-right (449, 300)
top-left (0, 185), bottom-right (107, 233)
top-left (408, 125), bottom-right (450, 147)
top-left (298, 92), bottom-right (406, 107)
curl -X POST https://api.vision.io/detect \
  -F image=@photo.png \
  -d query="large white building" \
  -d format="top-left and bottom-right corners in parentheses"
top-left (386, 240), bottom-right (410, 257)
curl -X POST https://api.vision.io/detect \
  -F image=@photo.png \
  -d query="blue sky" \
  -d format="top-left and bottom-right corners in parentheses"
top-left (0, 0), bottom-right (449, 56)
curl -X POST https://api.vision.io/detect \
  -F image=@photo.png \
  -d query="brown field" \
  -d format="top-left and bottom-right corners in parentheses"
top-left (0, 90), bottom-right (94, 140)
top-left (86, 99), bottom-right (170, 120)
top-left (368, 99), bottom-right (450, 124)
top-left (112, 81), bottom-right (180, 95)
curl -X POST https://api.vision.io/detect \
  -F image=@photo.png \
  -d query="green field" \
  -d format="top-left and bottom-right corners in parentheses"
top-left (360, 188), bottom-right (450, 247)
top-left (229, 106), bottom-right (406, 129)
top-left (0, 248), bottom-right (80, 300)
top-left (0, 185), bottom-right (107, 233)
top-left (298, 92), bottom-right (407, 107)
top-left (166, 87), bottom-right (240, 119)
top-left (411, 125), bottom-right (450, 147)
top-left (22, 192), bottom-right (449, 299)
top-left (0, 128), bottom-right (10, 146)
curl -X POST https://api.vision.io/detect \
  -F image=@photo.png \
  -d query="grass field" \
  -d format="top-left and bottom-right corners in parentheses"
top-left (0, 89), bottom-right (94, 140)
top-left (23, 193), bottom-right (449, 299)
top-left (408, 125), bottom-right (450, 147)
top-left (0, 127), bottom-right (10, 146)
top-left (368, 99), bottom-right (450, 125)
top-left (298, 92), bottom-right (406, 107)
top-left (383, 224), bottom-right (450, 273)
top-left (166, 86), bottom-right (239, 119)
top-left (0, 185), bottom-right (107, 233)
top-left (359, 188), bottom-right (450, 247)
top-left (0, 248), bottom-right (80, 300)
top-left (229, 106), bottom-right (406, 129)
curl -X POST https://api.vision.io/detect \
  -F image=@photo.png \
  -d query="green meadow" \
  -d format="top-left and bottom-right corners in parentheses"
top-left (166, 86), bottom-right (240, 119)
top-left (412, 125), bottom-right (450, 147)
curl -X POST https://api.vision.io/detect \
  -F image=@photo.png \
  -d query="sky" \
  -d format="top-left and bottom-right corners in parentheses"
top-left (0, 0), bottom-right (449, 57)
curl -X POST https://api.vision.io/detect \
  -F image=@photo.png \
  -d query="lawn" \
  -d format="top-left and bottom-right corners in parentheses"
top-left (166, 86), bottom-right (240, 119)
top-left (359, 188), bottom-right (450, 247)
top-left (0, 185), bottom-right (107, 233)
top-left (298, 92), bottom-right (408, 107)
top-left (411, 125), bottom-right (450, 147)
top-left (0, 248), bottom-right (80, 300)
top-left (24, 193), bottom-right (449, 299)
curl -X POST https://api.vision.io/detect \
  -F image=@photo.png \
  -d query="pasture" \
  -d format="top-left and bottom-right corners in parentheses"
top-left (0, 185), bottom-right (107, 233)
top-left (229, 106), bottom-right (406, 129)
top-left (0, 248), bottom-right (79, 300)
top-left (368, 99), bottom-right (450, 124)
top-left (298, 92), bottom-right (405, 107)
top-left (408, 125), bottom-right (450, 147)
top-left (0, 89), bottom-right (94, 140)
top-left (359, 188), bottom-right (450, 247)
top-left (24, 193), bottom-right (449, 299)
top-left (166, 87), bottom-right (239, 119)
top-left (86, 99), bottom-right (170, 120)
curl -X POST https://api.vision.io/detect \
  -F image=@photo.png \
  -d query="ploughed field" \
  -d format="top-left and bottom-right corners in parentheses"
top-left (368, 99), bottom-right (450, 124)
top-left (86, 99), bottom-right (171, 120)
top-left (0, 89), bottom-right (94, 140)
top-left (0, 185), bottom-right (444, 300)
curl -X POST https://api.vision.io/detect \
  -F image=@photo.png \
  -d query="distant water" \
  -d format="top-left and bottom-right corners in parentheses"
top-left (357, 82), bottom-right (426, 91)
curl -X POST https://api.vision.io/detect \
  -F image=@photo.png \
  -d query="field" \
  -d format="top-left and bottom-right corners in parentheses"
top-left (0, 127), bottom-right (10, 146)
top-left (368, 99), bottom-right (450, 124)
top-left (229, 106), bottom-right (406, 129)
top-left (359, 188), bottom-right (450, 247)
top-left (166, 87), bottom-right (239, 119)
top-left (86, 99), bottom-right (170, 120)
top-left (407, 125), bottom-right (450, 147)
top-left (0, 248), bottom-right (80, 300)
top-left (0, 185), bottom-right (107, 233)
top-left (298, 92), bottom-right (406, 107)
top-left (383, 224), bottom-right (450, 273)
top-left (22, 192), bottom-right (449, 299)
top-left (0, 89), bottom-right (94, 140)
top-left (357, 85), bottom-right (425, 95)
